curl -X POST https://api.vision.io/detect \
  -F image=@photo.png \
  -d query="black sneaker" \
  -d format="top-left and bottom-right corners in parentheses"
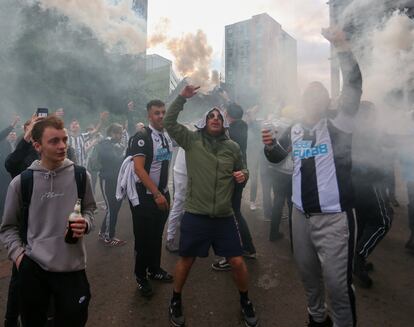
top-left (136, 278), bottom-right (153, 298)
top-left (211, 258), bottom-right (232, 271)
top-left (307, 315), bottom-right (333, 327)
top-left (241, 300), bottom-right (259, 327)
top-left (148, 268), bottom-right (174, 282)
top-left (169, 300), bottom-right (185, 327)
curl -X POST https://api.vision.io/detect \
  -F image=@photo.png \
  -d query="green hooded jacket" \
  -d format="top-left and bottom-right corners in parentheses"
top-left (164, 95), bottom-right (248, 217)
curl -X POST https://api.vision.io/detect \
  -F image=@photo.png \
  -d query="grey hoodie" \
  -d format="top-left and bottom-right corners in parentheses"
top-left (0, 159), bottom-right (96, 272)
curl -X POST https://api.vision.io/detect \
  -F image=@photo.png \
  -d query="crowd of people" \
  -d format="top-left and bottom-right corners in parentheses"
top-left (0, 27), bottom-right (412, 327)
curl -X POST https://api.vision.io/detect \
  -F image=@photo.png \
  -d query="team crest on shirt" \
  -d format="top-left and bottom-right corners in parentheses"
top-left (137, 139), bottom-right (145, 147)
top-left (293, 128), bottom-right (303, 136)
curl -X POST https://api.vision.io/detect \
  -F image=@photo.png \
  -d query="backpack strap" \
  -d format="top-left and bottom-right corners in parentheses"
top-left (74, 165), bottom-right (87, 211)
top-left (19, 166), bottom-right (87, 244)
top-left (20, 169), bottom-right (33, 244)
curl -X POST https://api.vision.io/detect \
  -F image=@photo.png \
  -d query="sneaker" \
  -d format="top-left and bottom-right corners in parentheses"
top-left (269, 232), bottom-right (284, 242)
top-left (307, 315), bottom-right (333, 327)
top-left (148, 268), bottom-right (174, 282)
top-left (169, 299), bottom-right (185, 327)
top-left (98, 232), bottom-right (107, 242)
top-left (250, 202), bottom-right (257, 211)
top-left (105, 238), bottom-right (127, 247)
top-left (166, 239), bottom-right (179, 253)
top-left (211, 258), bottom-right (232, 271)
top-left (136, 278), bottom-right (153, 298)
top-left (243, 251), bottom-right (257, 259)
top-left (241, 300), bottom-right (259, 327)
top-left (353, 255), bottom-right (373, 289)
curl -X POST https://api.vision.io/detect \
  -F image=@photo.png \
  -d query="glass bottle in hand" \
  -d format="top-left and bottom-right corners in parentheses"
top-left (65, 199), bottom-right (81, 244)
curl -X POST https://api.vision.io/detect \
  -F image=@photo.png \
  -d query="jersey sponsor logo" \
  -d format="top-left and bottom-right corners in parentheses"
top-left (155, 147), bottom-right (172, 161)
top-left (293, 141), bottom-right (329, 159)
top-left (137, 139), bottom-right (145, 147)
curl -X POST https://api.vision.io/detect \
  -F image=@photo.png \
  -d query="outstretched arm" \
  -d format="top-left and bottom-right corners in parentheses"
top-left (163, 85), bottom-right (200, 150)
top-left (323, 27), bottom-right (363, 132)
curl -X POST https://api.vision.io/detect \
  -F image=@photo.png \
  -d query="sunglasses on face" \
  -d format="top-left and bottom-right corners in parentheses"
top-left (207, 111), bottom-right (224, 121)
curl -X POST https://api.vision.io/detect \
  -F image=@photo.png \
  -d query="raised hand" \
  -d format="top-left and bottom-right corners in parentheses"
top-left (180, 85), bottom-right (200, 99)
top-left (100, 111), bottom-right (109, 121)
top-left (11, 114), bottom-right (20, 128)
top-left (321, 26), bottom-right (349, 49)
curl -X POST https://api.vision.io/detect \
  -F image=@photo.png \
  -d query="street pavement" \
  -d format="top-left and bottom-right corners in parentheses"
top-left (1, 189), bottom-right (414, 326)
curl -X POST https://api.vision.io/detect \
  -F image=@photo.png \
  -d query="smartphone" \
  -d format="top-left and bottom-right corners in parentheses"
top-left (36, 108), bottom-right (49, 118)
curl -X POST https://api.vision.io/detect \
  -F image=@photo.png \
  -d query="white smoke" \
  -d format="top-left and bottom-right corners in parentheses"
top-left (34, 0), bottom-right (147, 54)
top-left (148, 19), bottom-right (216, 91)
top-left (338, 1), bottom-right (414, 133)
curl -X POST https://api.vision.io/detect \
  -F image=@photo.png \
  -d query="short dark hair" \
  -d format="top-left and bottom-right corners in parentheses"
top-left (146, 99), bottom-right (165, 111)
top-left (227, 103), bottom-right (244, 119)
top-left (106, 123), bottom-right (123, 137)
top-left (32, 115), bottom-right (65, 144)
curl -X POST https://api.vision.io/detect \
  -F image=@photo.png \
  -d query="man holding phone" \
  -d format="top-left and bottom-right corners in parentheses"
top-left (36, 108), bottom-right (49, 118)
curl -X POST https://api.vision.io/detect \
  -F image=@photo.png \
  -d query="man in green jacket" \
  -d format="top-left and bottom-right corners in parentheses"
top-left (164, 85), bottom-right (258, 327)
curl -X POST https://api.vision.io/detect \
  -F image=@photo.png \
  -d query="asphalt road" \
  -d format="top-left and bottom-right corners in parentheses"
top-left (1, 186), bottom-right (413, 327)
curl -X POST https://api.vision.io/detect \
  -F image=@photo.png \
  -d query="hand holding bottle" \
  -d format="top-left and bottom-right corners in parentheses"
top-left (65, 199), bottom-right (87, 244)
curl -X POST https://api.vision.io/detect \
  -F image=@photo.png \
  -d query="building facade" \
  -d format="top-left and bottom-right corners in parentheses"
top-left (146, 54), bottom-right (180, 101)
top-left (225, 13), bottom-right (297, 113)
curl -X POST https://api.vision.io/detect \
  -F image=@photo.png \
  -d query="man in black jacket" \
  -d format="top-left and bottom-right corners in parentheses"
top-left (212, 103), bottom-right (257, 271)
top-left (6, 116), bottom-right (77, 178)
top-left (0, 116), bottom-right (20, 220)
top-left (94, 123), bottom-right (126, 246)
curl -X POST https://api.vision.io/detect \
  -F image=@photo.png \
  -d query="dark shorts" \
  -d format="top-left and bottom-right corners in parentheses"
top-left (179, 212), bottom-right (243, 258)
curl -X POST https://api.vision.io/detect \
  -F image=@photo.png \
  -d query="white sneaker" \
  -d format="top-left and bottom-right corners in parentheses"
top-left (250, 202), bottom-right (257, 211)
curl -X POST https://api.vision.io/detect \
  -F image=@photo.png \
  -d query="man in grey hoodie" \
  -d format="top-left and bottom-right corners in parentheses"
top-left (0, 115), bottom-right (96, 327)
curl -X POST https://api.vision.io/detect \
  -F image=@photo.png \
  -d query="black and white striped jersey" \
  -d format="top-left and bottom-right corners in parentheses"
top-left (290, 118), bottom-right (353, 213)
top-left (126, 125), bottom-right (173, 195)
top-left (68, 132), bottom-right (93, 167)
top-left (264, 51), bottom-right (362, 214)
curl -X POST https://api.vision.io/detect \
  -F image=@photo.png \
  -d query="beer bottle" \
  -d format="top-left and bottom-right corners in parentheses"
top-left (65, 199), bottom-right (81, 244)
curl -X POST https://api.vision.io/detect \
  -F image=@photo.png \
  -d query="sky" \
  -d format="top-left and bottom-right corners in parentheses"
top-left (146, 0), bottom-right (331, 92)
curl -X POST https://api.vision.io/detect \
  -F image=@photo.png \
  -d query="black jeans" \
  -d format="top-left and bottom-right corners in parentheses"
top-left (129, 193), bottom-right (170, 279)
top-left (18, 256), bottom-right (90, 327)
top-left (270, 171), bottom-right (292, 240)
top-left (232, 184), bottom-right (256, 254)
top-left (4, 265), bottom-right (19, 327)
top-left (99, 177), bottom-right (123, 239)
